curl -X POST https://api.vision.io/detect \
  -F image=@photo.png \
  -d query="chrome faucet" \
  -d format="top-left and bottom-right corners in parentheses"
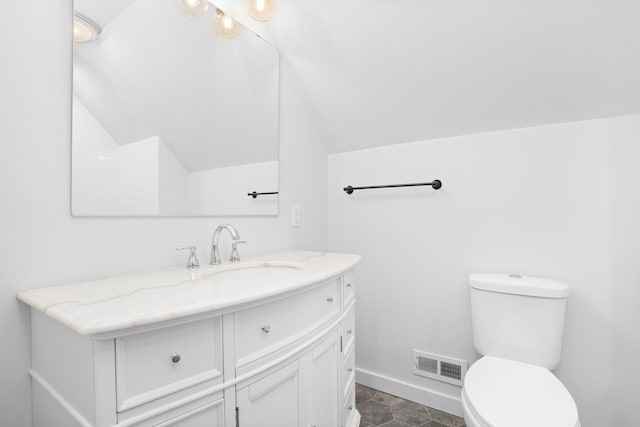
top-left (210, 224), bottom-right (245, 265)
top-left (176, 245), bottom-right (199, 269)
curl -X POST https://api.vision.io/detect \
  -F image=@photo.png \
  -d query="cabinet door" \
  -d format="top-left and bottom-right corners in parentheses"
top-left (304, 331), bottom-right (339, 427)
top-left (236, 360), bottom-right (300, 427)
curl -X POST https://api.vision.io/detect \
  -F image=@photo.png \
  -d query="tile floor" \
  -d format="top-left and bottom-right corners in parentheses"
top-left (356, 384), bottom-right (466, 427)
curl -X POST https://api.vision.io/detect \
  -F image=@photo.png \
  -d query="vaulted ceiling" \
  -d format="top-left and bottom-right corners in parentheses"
top-left (74, 0), bottom-right (279, 172)
top-left (75, 0), bottom-right (640, 158)
top-left (216, 0), bottom-right (640, 153)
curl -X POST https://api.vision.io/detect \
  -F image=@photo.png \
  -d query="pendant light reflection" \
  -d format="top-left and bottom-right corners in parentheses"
top-left (248, 0), bottom-right (275, 22)
top-left (213, 9), bottom-right (238, 39)
top-left (73, 13), bottom-right (101, 43)
top-left (176, 0), bottom-right (209, 17)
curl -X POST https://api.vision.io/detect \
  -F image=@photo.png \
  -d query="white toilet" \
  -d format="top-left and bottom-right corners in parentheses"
top-left (462, 273), bottom-right (580, 427)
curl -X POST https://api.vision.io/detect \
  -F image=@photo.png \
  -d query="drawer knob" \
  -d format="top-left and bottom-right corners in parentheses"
top-left (261, 325), bottom-right (271, 333)
top-left (348, 405), bottom-right (353, 411)
top-left (326, 297), bottom-right (334, 303)
top-left (171, 353), bottom-right (181, 363)
top-left (346, 368), bottom-right (353, 373)
top-left (346, 283), bottom-right (352, 288)
top-left (347, 329), bottom-right (353, 335)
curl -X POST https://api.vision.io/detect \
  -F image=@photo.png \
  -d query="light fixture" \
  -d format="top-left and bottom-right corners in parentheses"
top-left (248, 0), bottom-right (275, 22)
top-left (73, 13), bottom-right (101, 43)
top-left (212, 9), bottom-right (238, 39)
top-left (176, 0), bottom-right (209, 18)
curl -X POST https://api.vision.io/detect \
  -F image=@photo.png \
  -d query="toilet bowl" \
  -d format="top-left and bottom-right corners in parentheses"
top-left (461, 356), bottom-right (580, 427)
top-left (465, 274), bottom-right (581, 427)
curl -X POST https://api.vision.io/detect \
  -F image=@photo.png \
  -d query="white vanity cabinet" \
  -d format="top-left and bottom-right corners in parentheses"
top-left (235, 360), bottom-right (301, 427)
top-left (23, 257), bottom-right (360, 427)
top-left (305, 330), bottom-right (341, 427)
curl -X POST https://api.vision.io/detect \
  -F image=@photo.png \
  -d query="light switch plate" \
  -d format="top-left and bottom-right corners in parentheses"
top-left (291, 206), bottom-right (301, 228)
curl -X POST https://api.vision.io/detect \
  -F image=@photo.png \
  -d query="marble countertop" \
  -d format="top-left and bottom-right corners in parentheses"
top-left (17, 251), bottom-right (361, 337)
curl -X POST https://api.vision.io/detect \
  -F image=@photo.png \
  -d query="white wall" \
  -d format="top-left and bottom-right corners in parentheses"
top-left (225, 0), bottom-right (640, 154)
top-left (72, 99), bottom-right (160, 215)
top-left (608, 116), bottom-right (640, 427)
top-left (73, 99), bottom-right (275, 216)
top-left (158, 141), bottom-right (189, 216)
top-left (188, 161), bottom-right (278, 216)
top-left (328, 115), bottom-right (640, 426)
top-left (0, 1), bottom-right (328, 426)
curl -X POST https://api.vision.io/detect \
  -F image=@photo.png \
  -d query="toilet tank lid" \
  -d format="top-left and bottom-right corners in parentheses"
top-left (469, 274), bottom-right (569, 298)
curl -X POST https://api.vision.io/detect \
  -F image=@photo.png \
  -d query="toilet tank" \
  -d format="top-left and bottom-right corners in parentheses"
top-left (469, 273), bottom-right (570, 370)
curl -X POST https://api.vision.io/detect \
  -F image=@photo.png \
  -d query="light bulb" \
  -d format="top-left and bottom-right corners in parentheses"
top-left (73, 14), bottom-right (101, 43)
top-left (177, 0), bottom-right (208, 18)
top-left (248, 0), bottom-right (275, 22)
top-left (73, 20), bottom-right (93, 42)
top-left (212, 9), bottom-right (238, 39)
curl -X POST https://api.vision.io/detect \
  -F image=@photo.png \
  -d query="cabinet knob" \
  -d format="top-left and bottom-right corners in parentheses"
top-left (348, 405), bottom-right (353, 411)
top-left (326, 297), bottom-right (334, 303)
top-left (346, 368), bottom-right (353, 373)
top-left (261, 325), bottom-right (271, 333)
top-left (347, 329), bottom-right (353, 335)
top-left (346, 283), bottom-right (352, 288)
top-left (171, 353), bottom-right (181, 363)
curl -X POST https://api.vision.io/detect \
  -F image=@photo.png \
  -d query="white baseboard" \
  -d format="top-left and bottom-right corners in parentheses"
top-left (355, 367), bottom-right (463, 417)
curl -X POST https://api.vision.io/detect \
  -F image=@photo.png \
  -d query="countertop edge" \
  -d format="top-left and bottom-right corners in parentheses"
top-left (17, 251), bottom-right (362, 337)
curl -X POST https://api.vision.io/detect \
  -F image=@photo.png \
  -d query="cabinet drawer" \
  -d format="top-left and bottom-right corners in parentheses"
top-left (343, 346), bottom-right (355, 399)
top-left (117, 393), bottom-right (224, 427)
top-left (115, 317), bottom-right (223, 412)
top-left (235, 280), bottom-right (340, 367)
top-left (343, 271), bottom-right (355, 307)
top-left (154, 397), bottom-right (224, 427)
top-left (118, 392), bottom-right (224, 427)
top-left (342, 307), bottom-right (355, 355)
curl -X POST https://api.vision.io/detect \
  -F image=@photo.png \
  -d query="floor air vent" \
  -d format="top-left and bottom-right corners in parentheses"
top-left (413, 350), bottom-right (467, 386)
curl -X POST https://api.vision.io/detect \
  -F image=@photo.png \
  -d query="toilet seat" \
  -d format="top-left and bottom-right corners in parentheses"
top-left (462, 356), bottom-right (579, 427)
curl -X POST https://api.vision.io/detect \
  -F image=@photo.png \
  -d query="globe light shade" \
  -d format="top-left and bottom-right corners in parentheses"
top-left (248, 0), bottom-right (275, 22)
top-left (213, 9), bottom-right (239, 39)
top-left (177, 0), bottom-right (209, 18)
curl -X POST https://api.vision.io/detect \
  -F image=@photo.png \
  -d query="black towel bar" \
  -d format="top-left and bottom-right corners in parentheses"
top-left (343, 180), bottom-right (442, 194)
top-left (248, 191), bottom-right (279, 199)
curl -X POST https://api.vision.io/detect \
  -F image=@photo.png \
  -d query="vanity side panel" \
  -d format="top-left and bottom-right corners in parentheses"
top-left (32, 380), bottom-right (83, 427)
top-left (94, 340), bottom-right (117, 427)
top-left (31, 310), bottom-right (96, 425)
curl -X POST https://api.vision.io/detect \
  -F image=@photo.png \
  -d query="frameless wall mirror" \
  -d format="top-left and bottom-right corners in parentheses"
top-left (71, 0), bottom-right (279, 216)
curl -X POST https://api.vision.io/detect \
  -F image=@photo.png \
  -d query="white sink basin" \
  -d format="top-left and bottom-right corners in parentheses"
top-left (202, 262), bottom-right (303, 281)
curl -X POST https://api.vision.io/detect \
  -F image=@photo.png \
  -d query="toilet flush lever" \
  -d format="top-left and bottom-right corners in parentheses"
top-left (176, 246), bottom-right (199, 269)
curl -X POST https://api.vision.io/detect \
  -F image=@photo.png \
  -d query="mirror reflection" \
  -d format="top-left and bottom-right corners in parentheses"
top-left (71, 0), bottom-right (279, 216)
